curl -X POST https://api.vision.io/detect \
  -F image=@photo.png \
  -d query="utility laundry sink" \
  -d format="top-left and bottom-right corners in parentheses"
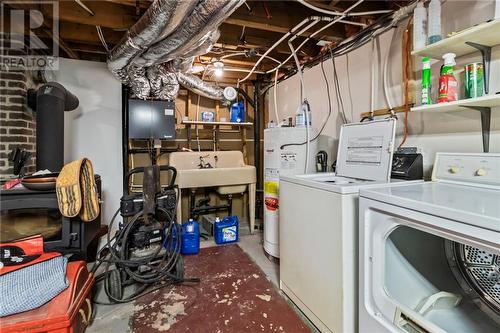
top-left (169, 151), bottom-right (256, 233)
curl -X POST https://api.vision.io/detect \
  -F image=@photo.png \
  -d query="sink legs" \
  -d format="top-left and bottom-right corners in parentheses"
top-left (176, 188), bottom-right (183, 224)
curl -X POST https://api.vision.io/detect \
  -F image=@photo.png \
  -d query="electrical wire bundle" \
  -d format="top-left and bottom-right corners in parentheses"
top-left (92, 199), bottom-right (198, 304)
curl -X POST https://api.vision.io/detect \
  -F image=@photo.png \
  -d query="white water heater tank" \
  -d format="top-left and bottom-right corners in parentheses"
top-left (263, 127), bottom-right (318, 258)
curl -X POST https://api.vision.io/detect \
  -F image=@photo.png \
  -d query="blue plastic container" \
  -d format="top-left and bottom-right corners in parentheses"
top-left (214, 216), bottom-right (239, 245)
top-left (181, 219), bottom-right (200, 255)
top-left (230, 102), bottom-right (245, 123)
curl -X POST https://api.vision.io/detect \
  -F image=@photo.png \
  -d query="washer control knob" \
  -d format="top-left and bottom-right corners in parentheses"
top-left (449, 166), bottom-right (460, 174)
top-left (475, 168), bottom-right (486, 176)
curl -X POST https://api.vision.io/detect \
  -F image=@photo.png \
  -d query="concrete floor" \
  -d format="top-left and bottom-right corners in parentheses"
top-left (89, 231), bottom-right (317, 333)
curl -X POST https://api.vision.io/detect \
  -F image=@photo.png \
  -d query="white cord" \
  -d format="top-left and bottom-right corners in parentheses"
top-left (370, 38), bottom-right (376, 118)
top-left (96, 26), bottom-right (109, 53)
top-left (289, 40), bottom-right (310, 174)
top-left (265, 0), bottom-right (365, 74)
top-left (195, 68), bottom-right (208, 152)
top-left (237, 17), bottom-right (312, 84)
top-left (383, 28), bottom-right (397, 116)
top-left (296, 0), bottom-right (392, 16)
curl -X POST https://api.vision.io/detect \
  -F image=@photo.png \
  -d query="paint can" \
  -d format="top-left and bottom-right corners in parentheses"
top-left (464, 62), bottom-right (484, 99)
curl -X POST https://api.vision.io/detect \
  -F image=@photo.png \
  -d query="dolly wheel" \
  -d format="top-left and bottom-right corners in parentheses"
top-left (108, 269), bottom-right (123, 300)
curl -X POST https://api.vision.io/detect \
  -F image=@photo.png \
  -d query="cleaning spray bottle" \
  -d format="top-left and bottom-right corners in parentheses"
top-left (421, 57), bottom-right (432, 105)
top-left (438, 53), bottom-right (458, 103)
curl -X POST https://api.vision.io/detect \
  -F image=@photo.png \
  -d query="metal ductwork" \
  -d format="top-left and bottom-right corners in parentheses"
top-left (147, 65), bottom-right (179, 100)
top-left (107, 0), bottom-right (244, 101)
top-left (107, 0), bottom-right (194, 82)
top-left (134, 1), bottom-right (242, 67)
top-left (177, 72), bottom-right (224, 100)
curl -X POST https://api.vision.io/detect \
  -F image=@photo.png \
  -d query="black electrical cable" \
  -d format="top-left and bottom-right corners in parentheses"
top-left (280, 57), bottom-right (332, 149)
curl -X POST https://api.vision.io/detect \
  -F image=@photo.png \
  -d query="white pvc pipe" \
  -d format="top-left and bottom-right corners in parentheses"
top-left (273, 69), bottom-right (279, 125)
top-left (267, 0), bottom-right (364, 74)
top-left (296, 0), bottom-right (392, 16)
top-left (224, 68), bottom-right (265, 74)
top-left (221, 52), bottom-right (281, 65)
top-left (237, 17), bottom-right (314, 84)
top-left (383, 28), bottom-right (397, 115)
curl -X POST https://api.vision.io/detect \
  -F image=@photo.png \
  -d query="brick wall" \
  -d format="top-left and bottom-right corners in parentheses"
top-left (0, 33), bottom-right (36, 181)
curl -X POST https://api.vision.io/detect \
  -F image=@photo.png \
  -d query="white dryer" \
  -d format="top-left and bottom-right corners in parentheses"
top-left (359, 152), bottom-right (500, 333)
top-left (280, 119), bottom-right (416, 333)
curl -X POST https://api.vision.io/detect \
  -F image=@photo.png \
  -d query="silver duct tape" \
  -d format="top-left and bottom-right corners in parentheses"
top-left (107, 0), bottom-right (185, 79)
top-left (134, 0), bottom-right (244, 67)
top-left (128, 66), bottom-right (151, 99)
top-left (177, 72), bottom-right (224, 100)
top-left (147, 65), bottom-right (179, 100)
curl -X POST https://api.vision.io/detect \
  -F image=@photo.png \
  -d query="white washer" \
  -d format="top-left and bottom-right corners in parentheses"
top-left (359, 152), bottom-right (500, 333)
top-left (280, 119), bottom-right (416, 333)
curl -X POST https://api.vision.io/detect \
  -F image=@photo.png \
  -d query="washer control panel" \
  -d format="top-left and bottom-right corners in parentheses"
top-left (432, 153), bottom-right (500, 187)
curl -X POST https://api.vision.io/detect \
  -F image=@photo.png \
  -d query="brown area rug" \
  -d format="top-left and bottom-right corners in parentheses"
top-left (131, 245), bottom-right (312, 333)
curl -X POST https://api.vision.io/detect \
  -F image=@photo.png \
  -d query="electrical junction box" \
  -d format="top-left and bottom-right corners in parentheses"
top-left (128, 99), bottom-right (176, 140)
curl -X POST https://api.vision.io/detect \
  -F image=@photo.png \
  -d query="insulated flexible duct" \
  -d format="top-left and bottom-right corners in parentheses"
top-left (128, 66), bottom-right (151, 99)
top-left (181, 30), bottom-right (220, 60)
top-left (107, 0), bottom-right (192, 81)
top-left (177, 72), bottom-right (224, 100)
top-left (134, 0), bottom-right (244, 67)
top-left (108, 0), bottom-right (242, 101)
top-left (147, 65), bottom-right (179, 100)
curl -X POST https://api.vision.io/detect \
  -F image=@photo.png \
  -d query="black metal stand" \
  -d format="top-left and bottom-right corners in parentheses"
top-left (122, 85), bottom-right (130, 192)
top-left (462, 106), bottom-right (491, 153)
top-left (465, 41), bottom-right (492, 94)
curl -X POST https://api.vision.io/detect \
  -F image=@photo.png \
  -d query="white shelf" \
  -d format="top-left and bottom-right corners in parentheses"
top-left (182, 121), bottom-right (253, 126)
top-left (411, 19), bottom-right (500, 59)
top-left (411, 94), bottom-right (500, 113)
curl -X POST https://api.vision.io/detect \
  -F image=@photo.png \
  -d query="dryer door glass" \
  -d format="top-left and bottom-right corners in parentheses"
top-left (384, 226), bottom-right (500, 333)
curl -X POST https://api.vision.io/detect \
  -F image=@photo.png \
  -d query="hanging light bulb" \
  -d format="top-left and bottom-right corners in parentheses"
top-left (213, 60), bottom-right (224, 77)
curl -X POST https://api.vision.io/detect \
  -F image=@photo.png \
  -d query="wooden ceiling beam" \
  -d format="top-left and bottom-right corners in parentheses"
top-left (59, 22), bottom-right (123, 46)
top-left (3, 3), bottom-right (79, 59)
top-left (66, 42), bottom-right (108, 55)
top-left (41, 1), bottom-right (137, 30)
top-left (103, 0), bottom-right (151, 9)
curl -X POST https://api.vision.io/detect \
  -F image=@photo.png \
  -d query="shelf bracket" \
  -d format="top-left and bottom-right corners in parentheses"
top-left (465, 42), bottom-right (492, 94)
top-left (461, 106), bottom-right (491, 153)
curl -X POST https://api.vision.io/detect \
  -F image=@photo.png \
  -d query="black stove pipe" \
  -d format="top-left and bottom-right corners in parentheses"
top-left (34, 82), bottom-right (79, 172)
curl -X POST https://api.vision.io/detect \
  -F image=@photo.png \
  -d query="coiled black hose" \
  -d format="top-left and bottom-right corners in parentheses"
top-left (92, 194), bottom-right (199, 304)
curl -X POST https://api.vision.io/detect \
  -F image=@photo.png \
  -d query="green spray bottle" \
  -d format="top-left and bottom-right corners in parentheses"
top-left (421, 57), bottom-right (432, 105)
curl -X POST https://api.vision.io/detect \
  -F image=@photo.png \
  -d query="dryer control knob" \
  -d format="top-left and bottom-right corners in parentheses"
top-left (449, 166), bottom-right (460, 174)
top-left (475, 168), bottom-right (486, 176)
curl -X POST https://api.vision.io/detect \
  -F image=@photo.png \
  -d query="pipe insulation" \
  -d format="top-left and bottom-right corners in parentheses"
top-left (177, 72), bottom-right (224, 100)
top-left (134, 0), bottom-right (244, 67)
top-left (108, 0), bottom-right (243, 101)
top-left (147, 64), bottom-right (179, 100)
top-left (107, 0), bottom-right (189, 81)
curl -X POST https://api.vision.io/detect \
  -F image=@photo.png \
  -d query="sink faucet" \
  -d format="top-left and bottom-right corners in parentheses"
top-left (198, 155), bottom-right (213, 169)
